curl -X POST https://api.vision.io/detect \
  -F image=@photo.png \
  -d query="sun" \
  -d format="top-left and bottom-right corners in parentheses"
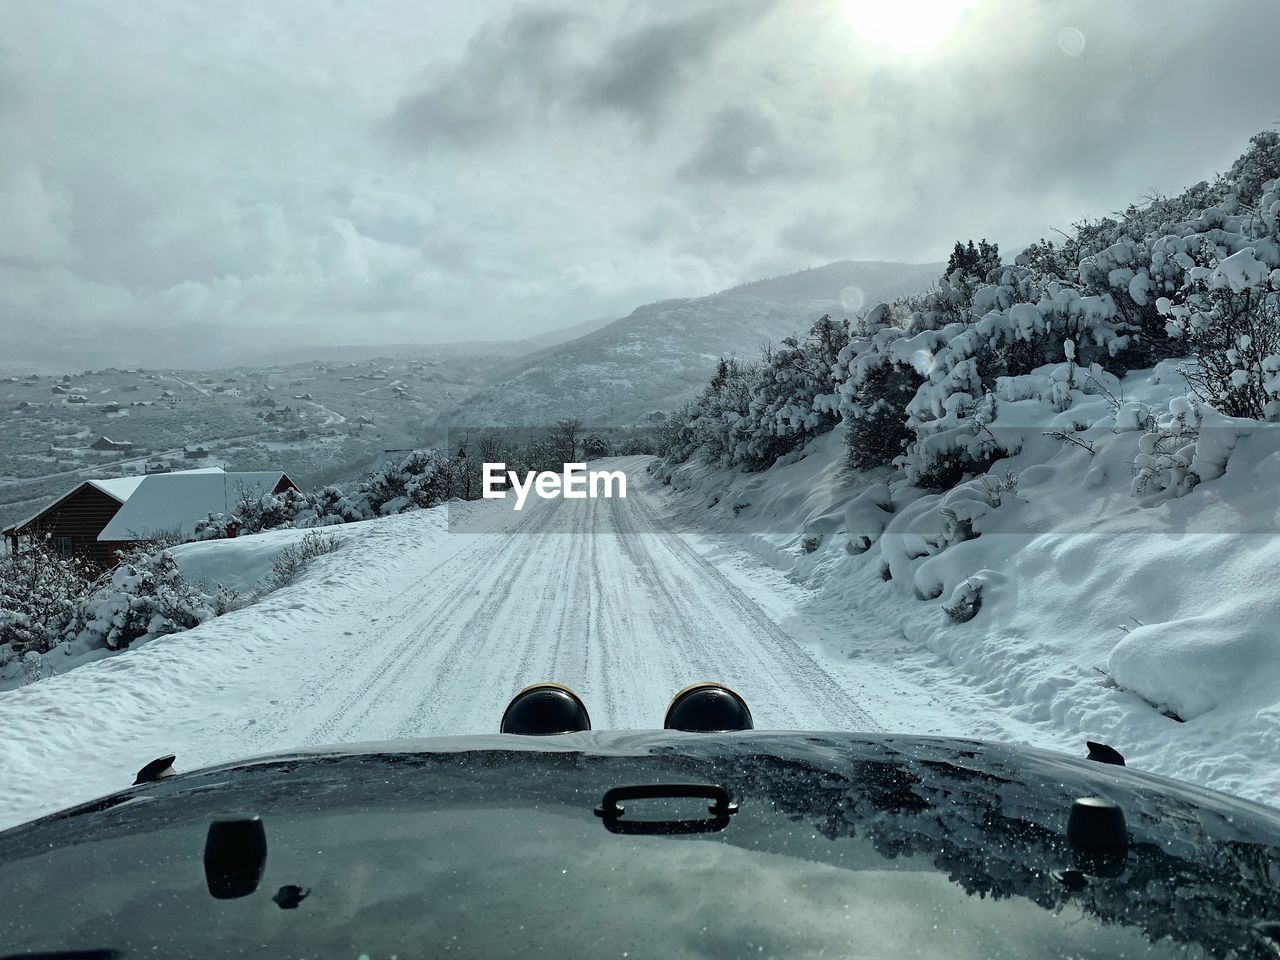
top-left (839, 0), bottom-right (974, 54)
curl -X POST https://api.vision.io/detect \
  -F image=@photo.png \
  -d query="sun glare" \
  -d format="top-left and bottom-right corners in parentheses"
top-left (840, 0), bottom-right (973, 54)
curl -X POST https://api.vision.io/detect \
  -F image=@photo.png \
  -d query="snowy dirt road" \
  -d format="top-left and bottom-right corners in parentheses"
top-left (0, 458), bottom-right (956, 827)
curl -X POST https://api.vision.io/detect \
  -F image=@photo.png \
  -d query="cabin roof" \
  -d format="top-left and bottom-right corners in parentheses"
top-left (97, 471), bottom-right (295, 541)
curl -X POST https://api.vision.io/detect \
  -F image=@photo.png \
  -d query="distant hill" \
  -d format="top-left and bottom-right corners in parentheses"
top-left (441, 260), bottom-right (942, 428)
top-left (0, 313), bottom-right (617, 374)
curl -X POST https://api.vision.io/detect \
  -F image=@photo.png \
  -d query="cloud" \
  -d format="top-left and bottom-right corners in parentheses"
top-left (578, 3), bottom-right (769, 131)
top-left (677, 103), bottom-right (807, 182)
top-left (2, 0), bottom-right (1279, 368)
top-left (390, 8), bottom-right (586, 149)
top-left (391, 2), bottom-right (773, 149)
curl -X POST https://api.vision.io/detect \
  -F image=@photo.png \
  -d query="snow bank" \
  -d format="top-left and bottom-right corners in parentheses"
top-left (171, 526), bottom-right (337, 593)
top-left (0, 507), bottom-right (459, 825)
top-left (659, 359), bottom-right (1280, 806)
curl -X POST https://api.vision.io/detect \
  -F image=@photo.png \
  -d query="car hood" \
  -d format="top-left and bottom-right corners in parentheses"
top-left (2, 731), bottom-right (1278, 959)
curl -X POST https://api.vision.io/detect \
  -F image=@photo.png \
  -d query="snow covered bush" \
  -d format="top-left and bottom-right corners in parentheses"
top-left (298, 529), bottom-right (341, 560)
top-left (191, 451), bottom-right (462, 538)
top-left (745, 315), bottom-right (849, 464)
top-left (1130, 397), bottom-right (1240, 499)
top-left (581, 433), bottom-right (611, 460)
top-left (942, 577), bottom-right (983, 623)
top-left (70, 549), bottom-right (215, 651)
top-left (0, 543), bottom-right (96, 655)
top-left (1163, 267), bottom-right (1280, 420)
top-left (658, 358), bottom-right (764, 468)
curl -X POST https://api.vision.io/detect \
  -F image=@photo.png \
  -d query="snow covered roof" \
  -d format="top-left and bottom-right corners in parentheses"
top-left (87, 476), bottom-right (147, 502)
top-left (2, 474), bottom-right (149, 536)
top-left (98, 470), bottom-right (294, 541)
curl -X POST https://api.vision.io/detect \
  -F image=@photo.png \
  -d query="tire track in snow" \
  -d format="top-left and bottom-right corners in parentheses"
top-left (302, 507), bottom-right (548, 744)
top-left (290, 460), bottom-right (883, 743)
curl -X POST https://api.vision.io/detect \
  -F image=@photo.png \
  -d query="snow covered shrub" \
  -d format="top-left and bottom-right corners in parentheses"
top-left (211, 583), bottom-right (249, 617)
top-left (193, 512), bottom-right (235, 540)
top-left (1130, 397), bottom-right (1239, 499)
top-left (670, 358), bottom-right (766, 467)
top-left (0, 543), bottom-right (96, 655)
top-left (942, 578), bottom-right (983, 623)
top-left (837, 307), bottom-right (923, 470)
top-left (71, 549), bottom-right (214, 651)
top-left (261, 531), bottom-right (341, 591)
top-left (301, 486), bottom-right (372, 525)
top-left (844, 483), bottom-right (896, 554)
top-left (842, 351), bottom-right (921, 471)
top-left (745, 315), bottom-right (850, 465)
top-left (265, 546), bottom-right (303, 591)
top-left (940, 239), bottom-right (1003, 320)
top-left (1162, 269), bottom-right (1280, 420)
top-left (235, 484), bottom-right (319, 533)
top-left (356, 449), bottom-right (458, 515)
top-left (298, 530), bottom-right (340, 560)
top-left (580, 433), bottom-right (611, 460)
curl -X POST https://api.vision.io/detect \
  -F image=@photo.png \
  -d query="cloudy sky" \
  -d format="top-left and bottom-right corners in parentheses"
top-left (1, 0), bottom-right (1277, 364)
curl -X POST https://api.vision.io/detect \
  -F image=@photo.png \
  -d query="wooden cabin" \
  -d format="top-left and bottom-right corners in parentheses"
top-left (2, 477), bottom-right (144, 565)
top-left (3, 469), bottom-right (298, 566)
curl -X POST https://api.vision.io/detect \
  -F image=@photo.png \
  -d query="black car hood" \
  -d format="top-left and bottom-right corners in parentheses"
top-left (1, 731), bottom-right (1278, 959)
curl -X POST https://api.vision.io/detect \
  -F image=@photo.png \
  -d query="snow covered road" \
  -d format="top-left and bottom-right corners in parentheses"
top-left (0, 457), bottom-right (953, 828)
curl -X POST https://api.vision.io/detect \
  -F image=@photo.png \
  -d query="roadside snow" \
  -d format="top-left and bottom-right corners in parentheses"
top-left (4, 369), bottom-right (1279, 830)
top-left (657, 360), bottom-right (1280, 806)
top-left (0, 483), bottom-right (955, 829)
top-left (170, 526), bottom-right (336, 593)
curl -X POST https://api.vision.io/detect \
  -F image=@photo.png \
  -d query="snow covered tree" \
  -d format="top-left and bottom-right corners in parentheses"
top-left (70, 549), bottom-right (214, 651)
top-left (0, 541), bottom-right (96, 655)
top-left (744, 315), bottom-right (850, 466)
top-left (542, 418), bottom-right (584, 465)
top-left (581, 433), bottom-right (611, 460)
top-left (943, 239), bottom-right (1002, 313)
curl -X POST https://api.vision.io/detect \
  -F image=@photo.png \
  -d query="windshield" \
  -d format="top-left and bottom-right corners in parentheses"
top-left (2, 0), bottom-right (1280, 954)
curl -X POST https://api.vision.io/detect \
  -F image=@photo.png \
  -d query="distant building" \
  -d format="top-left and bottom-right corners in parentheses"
top-left (183, 445), bottom-right (211, 459)
top-left (3, 468), bottom-right (297, 565)
top-left (90, 436), bottom-right (134, 452)
top-left (51, 385), bottom-right (69, 394)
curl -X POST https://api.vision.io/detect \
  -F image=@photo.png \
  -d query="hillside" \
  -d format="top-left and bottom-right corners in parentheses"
top-left (441, 261), bottom-right (942, 427)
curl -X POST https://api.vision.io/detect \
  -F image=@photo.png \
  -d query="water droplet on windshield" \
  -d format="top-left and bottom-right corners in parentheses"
top-left (1057, 26), bottom-right (1086, 57)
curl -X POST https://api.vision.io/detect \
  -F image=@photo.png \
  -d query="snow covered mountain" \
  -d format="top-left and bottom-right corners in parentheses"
top-left (441, 261), bottom-right (941, 427)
